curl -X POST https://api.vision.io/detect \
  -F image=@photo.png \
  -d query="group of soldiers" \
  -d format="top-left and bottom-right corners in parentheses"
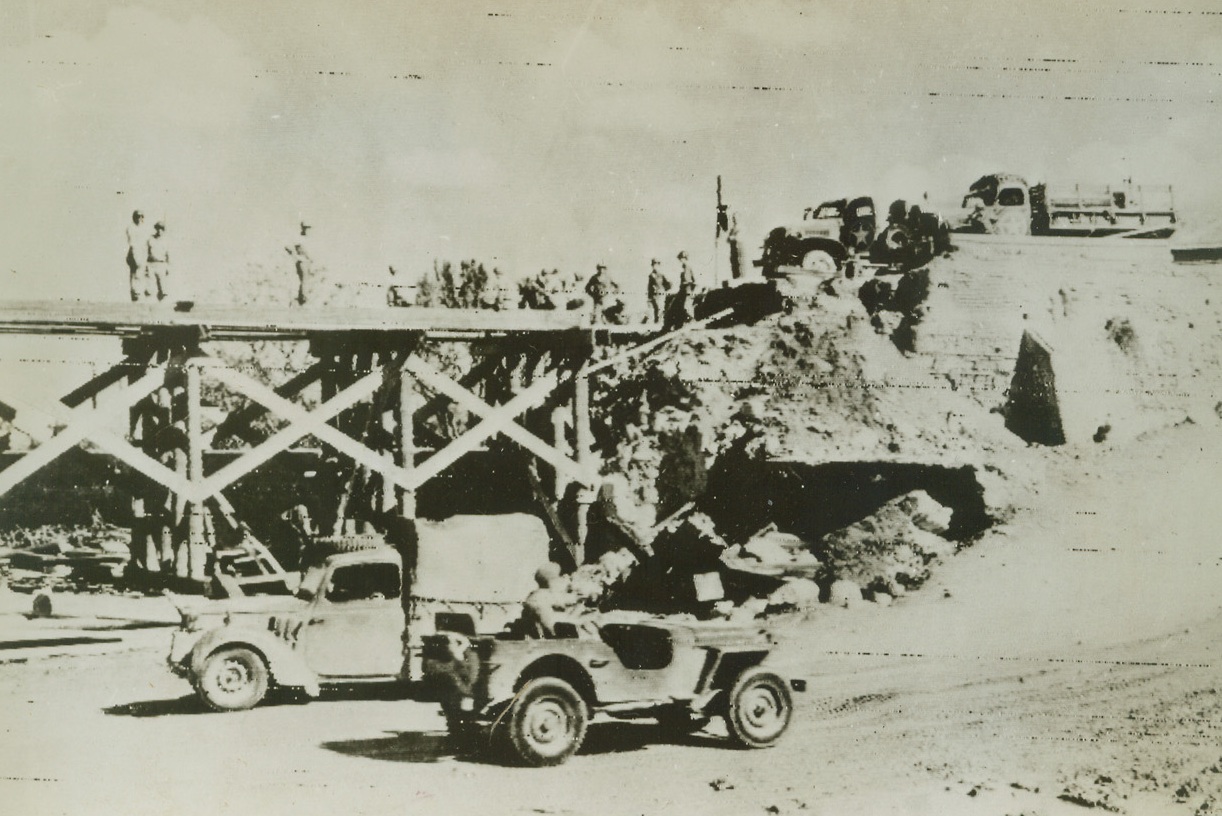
top-left (124, 210), bottom-right (172, 302)
top-left (514, 251), bottom-right (700, 325)
top-left (124, 209), bottom-right (705, 323)
top-left (410, 259), bottom-right (511, 310)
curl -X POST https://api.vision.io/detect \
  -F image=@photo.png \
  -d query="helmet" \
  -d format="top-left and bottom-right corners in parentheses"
top-left (534, 562), bottom-right (562, 587)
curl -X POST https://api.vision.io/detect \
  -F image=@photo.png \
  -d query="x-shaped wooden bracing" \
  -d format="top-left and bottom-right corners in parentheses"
top-left (201, 355), bottom-right (594, 500)
top-left (0, 351), bottom-right (593, 508)
top-left (0, 369), bottom-right (187, 500)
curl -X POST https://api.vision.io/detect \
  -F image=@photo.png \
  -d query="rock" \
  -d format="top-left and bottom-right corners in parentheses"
top-left (827, 579), bottom-right (862, 608)
top-left (31, 591), bottom-right (53, 618)
top-left (767, 578), bottom-right (821, 610)
top-left (900, 491), bottom-right (953, 535)
top-left (743, 536), bottom-right (794, 566)
top-left (818, 491), bottom-right (955, 594)
top-left (729, 597), bottom-right (769, 622)
top-left (873, 592), bottom-right (893, 607)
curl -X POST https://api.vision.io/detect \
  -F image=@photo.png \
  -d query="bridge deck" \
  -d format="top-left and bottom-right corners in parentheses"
top-left (0, 301), bottom-right (658, 341)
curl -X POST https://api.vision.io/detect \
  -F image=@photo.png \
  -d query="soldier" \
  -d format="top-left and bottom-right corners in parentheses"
top-left (677, 250), bottom-right (697, 321)
top-left (521, 562), bottom-right (577, 638)
top-left (386, 265), bottom-right (411, 307)
top-left (646, 258), bottom-right (672, 323)
top-left (285, 222), bottom-right (313, 306)
top-left (146, 221), bottom-right (171, 302)
top-left (584, 263), bottom-right (618, 324)
top-left (125, 210), bottom-right (151, 301)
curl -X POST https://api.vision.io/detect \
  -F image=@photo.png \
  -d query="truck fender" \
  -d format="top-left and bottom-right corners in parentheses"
top-left (188, 626), bottom-right (320, 697)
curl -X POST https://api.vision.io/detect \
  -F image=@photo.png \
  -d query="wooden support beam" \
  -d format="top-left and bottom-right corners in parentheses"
top-left (204, 362), bottom-right (324, 447)
top-left (573, 370), bottom-right (594, 563)
top-left (0, 388), bottom-right (195, 500)
top-left (193, 363), bottom-right (411, 501)
top-left (0, 370), bottom-right (165, 499)
top-left (60, 358), bottom-right (144, 408)
top-left (201, 360), bottom-right (417, 496)
top-left (401, 355), bottom-right (593, 488)
top-left (186, 360), bottom-right (208, 582)
top-left (396, 370), bottom-right (418, 517)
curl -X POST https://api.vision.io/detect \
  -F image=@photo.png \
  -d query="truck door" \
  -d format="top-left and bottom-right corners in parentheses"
top-left (991, 185), bottom-right (1032, 235)
top-left (302, 559), bottom-right (405, 679)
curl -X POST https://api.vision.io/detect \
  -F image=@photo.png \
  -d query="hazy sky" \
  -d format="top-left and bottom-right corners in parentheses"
top-left (1, 0), bottom-right (1219, 303)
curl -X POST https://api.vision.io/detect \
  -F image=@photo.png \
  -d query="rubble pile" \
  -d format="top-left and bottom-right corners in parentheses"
top-left (0, 517), bottom-right (131, 591)
top-left (817, 490), bottom-right (954, 600)
top-left (573, 260), bottom-right (1034, 619)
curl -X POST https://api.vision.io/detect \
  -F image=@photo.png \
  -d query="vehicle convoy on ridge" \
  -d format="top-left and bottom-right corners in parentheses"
top-left (755, 196), bottom-right (877, 278)
top-left (167, 514), bottom-right (549, 711)
top-left (422, 619), bottom-right (803, 766)
top-left (952, 173), bottom-right (1178, 238)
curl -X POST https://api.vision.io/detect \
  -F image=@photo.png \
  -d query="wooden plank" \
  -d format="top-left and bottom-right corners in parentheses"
top-left (204, 362), bottom-right (417, 492)
top-left (186, 361), bottom-right (207, 582)
top-left (60, 359), bottom-right (143, 408)
top-left (203, 362), bottom-right (324, 447)
top-left (402, 356), bottom-right (592, 487)
top-left (2, 386), bottom-right (197, 499)
top-left (0, 300), bottom-right (655, 340)
top-left (0, 370), bottom-right (164, 498)
top-left (193, 366), bottom-right (407, 501)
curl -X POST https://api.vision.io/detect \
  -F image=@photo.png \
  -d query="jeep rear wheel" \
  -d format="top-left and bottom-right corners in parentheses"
top-left (196, 647), bottom-right (270, 712)
top-left (725, 668), bottom-right (792, 748)
top-left (507, 678), bottom-right (588, 766)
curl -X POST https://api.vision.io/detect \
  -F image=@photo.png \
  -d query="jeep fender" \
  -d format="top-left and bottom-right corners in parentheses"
top-left (188, 626), bottom-right (320, 697)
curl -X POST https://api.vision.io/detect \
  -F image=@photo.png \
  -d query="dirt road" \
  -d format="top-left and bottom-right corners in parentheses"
top-left (2, 422), bottom-right (1219, 815)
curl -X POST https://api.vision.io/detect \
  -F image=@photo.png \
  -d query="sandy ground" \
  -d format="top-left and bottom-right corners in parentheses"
top-left (1, 420), bottom-right (1219, 816)
top-left (2, 246), bottom-right (1220, 815)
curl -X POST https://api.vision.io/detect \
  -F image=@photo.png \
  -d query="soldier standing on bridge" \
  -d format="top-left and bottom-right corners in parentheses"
top-left (285, 222), bottom-right (313, 306)
top-left (125, 210), bottom-right (151, 301)
top-left (647, 258), bottom-right (672, 324)
top-left (145, 221), bottom-right (171, 302)
top-left (584, 263), bottom-right (618, 324)
top-left (677, 250), bottom-right (698, 321)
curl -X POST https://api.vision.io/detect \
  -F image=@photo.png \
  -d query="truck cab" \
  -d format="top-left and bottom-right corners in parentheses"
top-left (756, 196), bottom-right (875, 278)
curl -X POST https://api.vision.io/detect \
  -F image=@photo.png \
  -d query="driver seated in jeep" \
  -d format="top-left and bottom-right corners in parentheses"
top-left (519, 562), bottom-right (578, 638)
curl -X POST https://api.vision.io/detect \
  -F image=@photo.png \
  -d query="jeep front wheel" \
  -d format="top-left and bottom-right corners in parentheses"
top-left (196, 647), bottom-right (270, 712)
top-left (507, 678), bottom-right (588, 766)
top-left (725, 667), bottom-right (792, 748)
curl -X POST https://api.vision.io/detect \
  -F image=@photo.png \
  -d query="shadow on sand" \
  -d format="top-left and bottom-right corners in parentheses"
top-left (104, 682), bottom-right (409, 718)
top-left (321, 722), bottom-right (726, 765)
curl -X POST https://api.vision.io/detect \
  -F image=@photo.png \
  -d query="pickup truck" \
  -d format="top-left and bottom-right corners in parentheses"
top-left (422, 618), bottom-right (803, 766)
top-left (167, 514), bottom-right (549, 712)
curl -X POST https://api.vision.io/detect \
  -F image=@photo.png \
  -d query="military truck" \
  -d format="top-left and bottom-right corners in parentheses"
top-left (756, 196), bottom-right (877, 278)
top-left (166, 514), bottom-right (550, 711)
top-left (954, 174), bottom-right (1177, 238)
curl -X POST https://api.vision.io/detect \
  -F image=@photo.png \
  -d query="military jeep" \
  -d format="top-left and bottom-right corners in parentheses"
top-left (422, 619), bottom-right (803, 766)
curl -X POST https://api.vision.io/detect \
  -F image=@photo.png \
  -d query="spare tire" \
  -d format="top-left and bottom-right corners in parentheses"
top-left (309, 532), bottom-right (389, 556)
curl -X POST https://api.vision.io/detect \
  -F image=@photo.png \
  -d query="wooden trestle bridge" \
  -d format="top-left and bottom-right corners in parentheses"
top-left (0, 300), bottom-right (692, 589)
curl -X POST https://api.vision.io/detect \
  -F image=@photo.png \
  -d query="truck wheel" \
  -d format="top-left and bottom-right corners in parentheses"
top-left (196, 647), bottom-right (270, 712)
top-left (800, 250), bottom-right (837, 276)
top-left (507, 678), bottom-right (588, 766)
top-left (725, 667), bottom-right (792, 749)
